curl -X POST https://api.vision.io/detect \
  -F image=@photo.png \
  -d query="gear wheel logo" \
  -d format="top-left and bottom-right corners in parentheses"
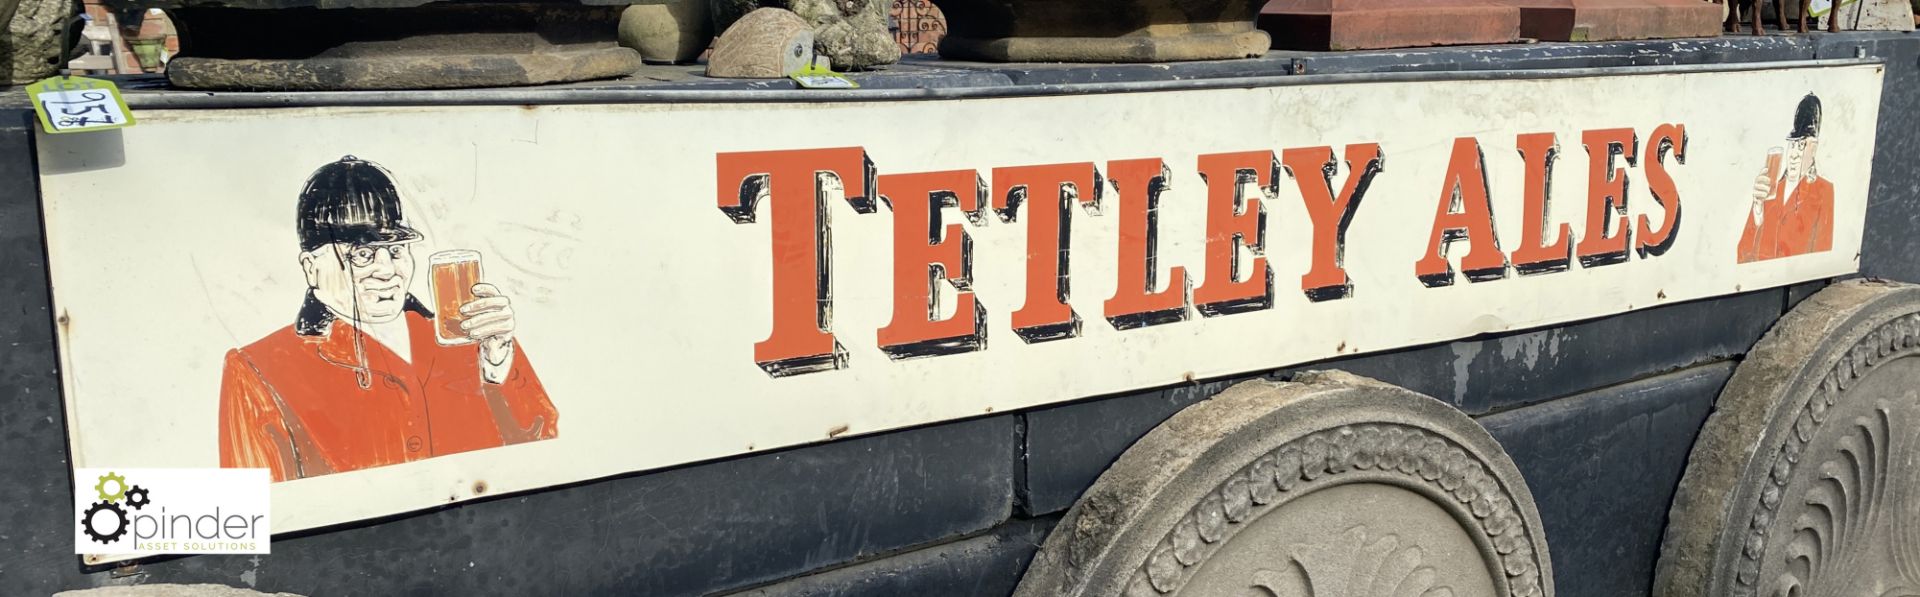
top-left (94, 472), bottom-right (127, 503)
top-left (81, 500), bottom-right (128, 544)
top-left (124, 486), bottom-right (150, 510)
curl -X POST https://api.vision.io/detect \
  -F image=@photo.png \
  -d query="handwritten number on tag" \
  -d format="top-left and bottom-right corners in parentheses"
top-left (27, 77), bottom-right (134, 134)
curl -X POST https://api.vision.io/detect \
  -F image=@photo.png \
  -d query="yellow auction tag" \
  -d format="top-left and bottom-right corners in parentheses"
top-left (789, 62), bottom-right (858, 90)
top-left (26, 76), bottom-right (136, 134)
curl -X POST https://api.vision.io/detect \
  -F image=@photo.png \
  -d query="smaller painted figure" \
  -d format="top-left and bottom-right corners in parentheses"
top-left (1739, 94), bottom-right (1834, 264)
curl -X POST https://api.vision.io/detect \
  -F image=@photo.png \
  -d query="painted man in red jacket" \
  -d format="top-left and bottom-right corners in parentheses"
top-left (220, 156), bottom-right (558, 482)
top-left (1739, 94), bottom-right (1834, 263)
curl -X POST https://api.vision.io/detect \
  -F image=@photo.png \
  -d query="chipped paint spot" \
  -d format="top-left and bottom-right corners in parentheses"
top-left (239, 556), bottom-right (260, 587)
top-left (1498, 332), bottom-right (1555, 369)
top-left (1450, 342), bottom-right (1482, 405)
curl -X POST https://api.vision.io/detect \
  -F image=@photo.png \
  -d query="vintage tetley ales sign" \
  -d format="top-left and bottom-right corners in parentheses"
top-left (37, 62), bottom-right (1880, 534)
top-left (717, 124), bottom-right (1689, 376)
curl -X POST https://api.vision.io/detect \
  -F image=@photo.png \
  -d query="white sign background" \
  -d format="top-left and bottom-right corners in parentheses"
top-left (39, 62), bottom-right (1881, 533)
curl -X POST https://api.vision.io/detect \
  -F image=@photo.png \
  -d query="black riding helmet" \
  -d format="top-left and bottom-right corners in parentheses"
top-left (296, 156), bottom-right (422, 253)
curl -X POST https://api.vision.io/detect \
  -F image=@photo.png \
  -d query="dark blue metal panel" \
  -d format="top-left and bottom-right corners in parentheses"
top-left (1817, 33), bottom-right (1920, 284)
top-left (120, 414), bottom-right (1018, 596)
top-left (1480, 363), bottom-right (1729, 597)
top-left (1021, 289), bottom-right (1781, 518)
top-left (1288, 289), bottom-right (1780, 415)
top-left (727, 515), bottom-right (1057, 597)
top-left (0, 108), bottom-right (82, 597)
top-left (1020, 380), bottom-right (1242, 517)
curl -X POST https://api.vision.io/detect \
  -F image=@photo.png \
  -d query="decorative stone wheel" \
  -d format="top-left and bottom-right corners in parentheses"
top-left (1013, 371), bottom-right (1553, 597)
top-left (1657, 279), bottom-right (1920, 597)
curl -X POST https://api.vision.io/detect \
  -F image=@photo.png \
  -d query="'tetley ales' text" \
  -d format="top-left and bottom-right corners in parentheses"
top-left (716, 125), bottom-right (1688, 377)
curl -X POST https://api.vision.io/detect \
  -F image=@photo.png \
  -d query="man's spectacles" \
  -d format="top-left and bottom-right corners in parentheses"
top-left (338, 244), bottom-right (410, 268)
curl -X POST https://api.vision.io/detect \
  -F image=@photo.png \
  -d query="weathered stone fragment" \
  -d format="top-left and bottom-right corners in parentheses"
top-left (706, 7), bottom-right (813, 79)
top-left (786, 0), bottom-right (896, 70)
top-left (620, 0), bottom-right (715, 65)
top-left (3, 0), bottom-right (78, 84)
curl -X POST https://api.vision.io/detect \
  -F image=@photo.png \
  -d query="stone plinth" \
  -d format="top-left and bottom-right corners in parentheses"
top-left (1499, 0), bottom-right (1722, 41)
top-left (1260, 0), bottom-right (1521, 51)
top-left (930, 0), bottom-right (1270, 62)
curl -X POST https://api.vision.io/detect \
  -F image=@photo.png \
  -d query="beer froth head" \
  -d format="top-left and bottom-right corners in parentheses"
top-left (296, 156), bottom-right (422, 323)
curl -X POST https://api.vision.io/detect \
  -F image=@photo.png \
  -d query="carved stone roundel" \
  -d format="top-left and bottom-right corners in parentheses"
top-left (1657, 280), bottom-right (1920, 597)
top-left (1012, 371), bottom-right (1553, 597)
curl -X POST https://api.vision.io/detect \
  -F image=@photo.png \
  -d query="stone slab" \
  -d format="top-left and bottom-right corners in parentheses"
top-left (1478, 363), bottom-right (1727, 597)
top-left (168, 48), bottom-right (645, 91)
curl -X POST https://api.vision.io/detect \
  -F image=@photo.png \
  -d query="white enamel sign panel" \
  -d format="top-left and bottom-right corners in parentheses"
top-left (37, 62), bottom-right (1882, 533)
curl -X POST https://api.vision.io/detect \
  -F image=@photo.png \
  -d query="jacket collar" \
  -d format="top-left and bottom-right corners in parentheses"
top-left (295, 289), bottom-right (435, 337)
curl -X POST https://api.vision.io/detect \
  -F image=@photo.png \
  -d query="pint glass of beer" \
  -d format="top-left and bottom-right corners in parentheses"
top-left (1764, 147), bottom-right (1785, 198)
top-left (430, 250), bottom-right (482, 345)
